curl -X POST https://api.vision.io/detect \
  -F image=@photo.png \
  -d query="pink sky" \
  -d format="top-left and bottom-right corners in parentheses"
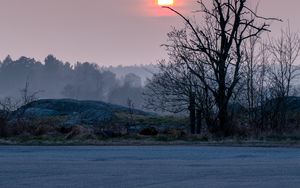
top-left (0, 0), bottom-right (298, 66)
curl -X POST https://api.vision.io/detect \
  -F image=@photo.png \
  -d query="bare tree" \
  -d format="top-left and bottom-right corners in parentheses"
top-left (20, 77), bottom-right (42, 106)
top-left (268, 25), bottom-right (300, 131)
top-left (127, 98), bottom-right (135, 126)
top-left (145, 60), bottom-right (199, 134)
top-left (0, 77), bottom-right (42, 137)
top-left (163, 0), bottom-right (277, 136)
top-left (145, 50), bottom-right (216, 134)
top-left (256, 41), bottom-right (271, 132)
top-left (241, 14), bottom-right (262, 128)
top-left (146, 61), bottom-right (188, 113)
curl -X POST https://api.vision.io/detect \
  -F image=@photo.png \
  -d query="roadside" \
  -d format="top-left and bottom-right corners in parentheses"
top-left (1, 136), bottom-right (299, 148)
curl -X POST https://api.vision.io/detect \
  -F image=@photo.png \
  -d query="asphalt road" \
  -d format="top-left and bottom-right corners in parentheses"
top-left (0, 146), bottom-right (299, 188)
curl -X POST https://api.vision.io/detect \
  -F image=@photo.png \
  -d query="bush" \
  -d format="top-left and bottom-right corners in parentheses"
top-left (163, 128), bottom-right (186, 137)
top-left (0, 117), bottom-right (8, 137)
top-left (139, 127), bottom-right (158, 136)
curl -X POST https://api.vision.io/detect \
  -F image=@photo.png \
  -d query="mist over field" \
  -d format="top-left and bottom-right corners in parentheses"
top-left (0, 55), bottom-right (158, 109)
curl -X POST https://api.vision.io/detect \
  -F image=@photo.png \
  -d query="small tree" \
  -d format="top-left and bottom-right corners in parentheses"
top-left (268, 25), bottom-right (300, 131)
top-left (145, 59), bottom-right (213, 134)
top-left (127, 98), bottom-right (135, 126)
top-left (145, 60), bottom-right (198, 134)
top-left (20, 77), bottom-right (42, 106)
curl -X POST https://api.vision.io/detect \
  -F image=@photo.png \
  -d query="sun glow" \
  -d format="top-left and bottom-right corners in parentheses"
top-left (157, 0), bottom-right (174, 6)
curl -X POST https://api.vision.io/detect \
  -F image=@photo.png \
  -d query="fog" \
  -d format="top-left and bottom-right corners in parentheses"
top-left (0, 55), bottom-right (156, 109)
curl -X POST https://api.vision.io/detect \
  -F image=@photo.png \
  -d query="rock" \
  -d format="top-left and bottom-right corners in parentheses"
top-left (9, 99), bottom-right (152, 127)
top-left (20, 108), bottom-right (61, 118)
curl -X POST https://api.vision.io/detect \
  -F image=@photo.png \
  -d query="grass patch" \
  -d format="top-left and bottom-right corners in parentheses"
top-left (114, 112), bottom-right (188, 127)
top-left (154, 135), bottom-right (179, 142)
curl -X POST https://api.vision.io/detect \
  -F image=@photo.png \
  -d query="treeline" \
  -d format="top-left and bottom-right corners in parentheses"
top-left (145, 0), bottom-right (300, 137)
top-left (0, 55), bottom-right (146, 109)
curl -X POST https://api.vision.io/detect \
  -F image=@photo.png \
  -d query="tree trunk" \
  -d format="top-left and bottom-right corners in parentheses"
top-left (189, 93), bottom-right (196, 134)
top-left (218, 106), bottom-right (229, 137)
top-left (196, 109), bottom-right (202, 134)
top-left (217, 73), bottom-right (230, 137)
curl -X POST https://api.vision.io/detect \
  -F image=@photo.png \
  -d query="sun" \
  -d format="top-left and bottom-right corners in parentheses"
top-left (157, 0), bottom-right (174, 6)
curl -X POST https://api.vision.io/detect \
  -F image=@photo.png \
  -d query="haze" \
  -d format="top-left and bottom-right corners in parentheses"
top-left (0, 0), bottom-right (298, 66)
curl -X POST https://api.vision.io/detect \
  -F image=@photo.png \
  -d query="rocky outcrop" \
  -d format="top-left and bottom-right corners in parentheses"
top-left (9, 99), bottom-right (150, 126)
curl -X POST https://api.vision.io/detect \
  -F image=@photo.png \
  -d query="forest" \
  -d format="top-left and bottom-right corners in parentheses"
top-left (0, 55), bottom-right (152, 110)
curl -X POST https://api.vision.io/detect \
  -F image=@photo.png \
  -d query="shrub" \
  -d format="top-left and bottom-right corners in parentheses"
top-left (139, 127), bottom-right (158, 136)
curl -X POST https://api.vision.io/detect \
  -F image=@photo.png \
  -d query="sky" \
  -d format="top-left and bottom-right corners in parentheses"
top-left (0, 0), bottom-right (299, 66)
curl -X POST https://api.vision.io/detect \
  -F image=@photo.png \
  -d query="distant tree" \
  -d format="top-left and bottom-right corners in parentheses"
top-left (108, 74), bottom-right (144, 109)
top-left (44, 55), bottom-right (63, 73)
top-left (71, 62), bottom-right (104, 100)
top-left (2, 55), bottom-right (13, 66)
top-left (0, 54), bottom-right (153, 106)
top-left (62, 84), bottom-right (78, 99)
top-left (101, 71), bottom-right (119, 99)
top-left (124, 73), bottom-right (142, 88)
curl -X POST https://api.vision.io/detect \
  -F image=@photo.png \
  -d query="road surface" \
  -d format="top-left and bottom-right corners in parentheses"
top-left (0, 146), bottom-right (299, 188)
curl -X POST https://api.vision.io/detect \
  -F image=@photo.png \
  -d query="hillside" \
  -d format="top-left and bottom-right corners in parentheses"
top-left (0, 99), bottom-right (187, 139)
top-left (9, 99), bottom-right (151, 126)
